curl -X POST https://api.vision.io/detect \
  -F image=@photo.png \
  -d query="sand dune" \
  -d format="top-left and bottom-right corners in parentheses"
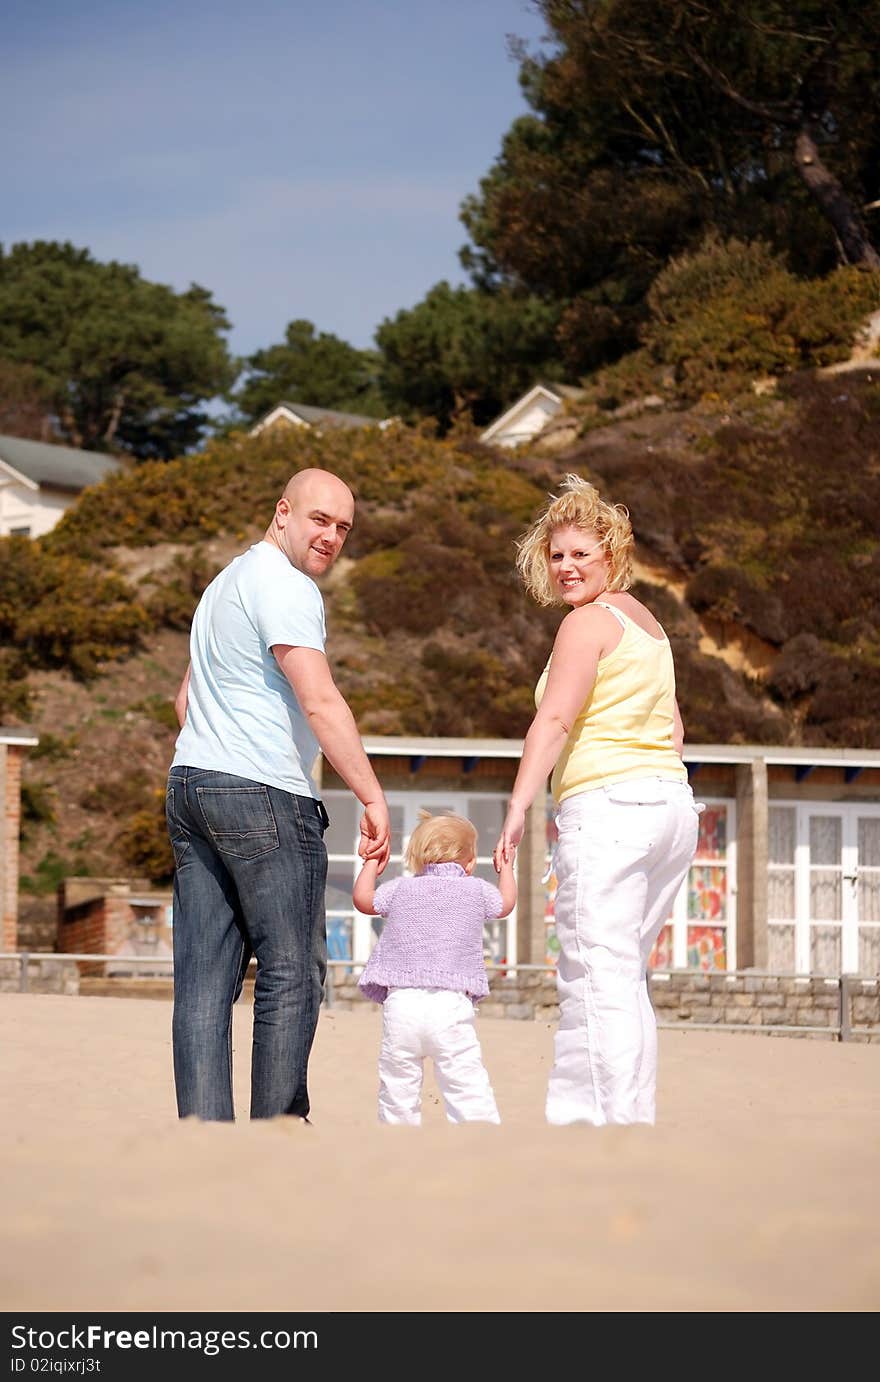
top-left (1, 993), bottom-right (878, 1313)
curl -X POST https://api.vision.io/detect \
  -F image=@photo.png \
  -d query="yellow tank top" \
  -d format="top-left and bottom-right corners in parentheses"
top-left (535, 602), bottom-right (687, 802)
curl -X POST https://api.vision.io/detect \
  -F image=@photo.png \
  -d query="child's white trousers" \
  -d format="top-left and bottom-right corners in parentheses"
top-left (547, 777), bottom-right (700, 1127)
top-left (378, 987), bottom-right (501, 1125)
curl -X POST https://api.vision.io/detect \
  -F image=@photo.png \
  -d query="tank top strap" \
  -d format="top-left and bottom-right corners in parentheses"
top-left (594, 600), bottom-right (629, 631)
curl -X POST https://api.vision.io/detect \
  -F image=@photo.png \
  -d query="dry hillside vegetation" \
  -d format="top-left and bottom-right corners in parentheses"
top-left (7, 368), bottom-right (880, 903)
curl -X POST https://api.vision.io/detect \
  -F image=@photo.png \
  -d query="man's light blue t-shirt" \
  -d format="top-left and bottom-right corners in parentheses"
top-left (172, 542), bottom-right (326, 796)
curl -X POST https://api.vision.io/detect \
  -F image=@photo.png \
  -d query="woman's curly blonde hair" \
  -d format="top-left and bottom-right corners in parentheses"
top-left (515, 473), bottom-right (634, 606)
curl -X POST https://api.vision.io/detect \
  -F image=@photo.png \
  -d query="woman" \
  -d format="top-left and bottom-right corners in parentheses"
top-left (494, 474), bottom-right (700, 1126)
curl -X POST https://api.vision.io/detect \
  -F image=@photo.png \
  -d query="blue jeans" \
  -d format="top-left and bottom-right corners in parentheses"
top-left (165, 767), bottom-right (328, 1121)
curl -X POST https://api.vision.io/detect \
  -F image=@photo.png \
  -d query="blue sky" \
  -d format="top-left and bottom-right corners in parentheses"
top-left (4, 0), bottom-right (549, 360)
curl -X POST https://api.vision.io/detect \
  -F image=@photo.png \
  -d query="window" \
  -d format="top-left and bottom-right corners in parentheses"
top-left (773, 802), bottom-right (880, 976)
top-left (680, 802), bottom-right (735, 971)
top-left (768, 806), bottom-right (796, 971)
top-left (322, 789), bottom-right (515, 971)
top-left (544, 797), bottom-right (737, 972)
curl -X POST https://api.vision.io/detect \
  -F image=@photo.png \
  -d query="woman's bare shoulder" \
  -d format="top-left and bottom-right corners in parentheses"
top-left (554, 602), bottom-right (624, 658)
top-left (600, 591), bottom-right (665, 639)
top-left (558, 603), bottom-right (616, 634)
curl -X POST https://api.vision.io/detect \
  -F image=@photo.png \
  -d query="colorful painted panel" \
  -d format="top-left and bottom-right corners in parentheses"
top-left (649, 925), bottom-right (674, 971)
top-left (687, 926), bottom-right (726, 971)
top-left (688, 866), bottom-right (727, 921)
top-left (544, 869), bottom-right (557, 925)
top-left (539, 807), bottom-right (563, 965)
top-left (327, 914), bottom-right (352, 965)
top-left (544, 809), bottom-right (559, 926)
top-left (696, 806), bottom-right (727, 861)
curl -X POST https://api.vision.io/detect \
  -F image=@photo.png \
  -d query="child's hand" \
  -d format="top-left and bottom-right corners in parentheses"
top-left (496, 853), bottom-right (517, 918)
top-left (352, 857), bottom-right (379, 915)
top-left (494, 802), bottom-right (525, 869)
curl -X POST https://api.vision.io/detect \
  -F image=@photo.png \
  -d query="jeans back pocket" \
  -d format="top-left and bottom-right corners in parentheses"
top-left (196, 785), bottom-right (279, 859)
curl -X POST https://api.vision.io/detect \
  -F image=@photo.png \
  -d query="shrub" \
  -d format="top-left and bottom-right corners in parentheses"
top-left (670, 638), bottom-right (783, 744)
top-left (0, 538), bottom-right (150, 679)
top-left (145, 547), bottom-right (224, 631)
top-left (16, 561), bottom-right (150, 678)
top-left (30, 732), bottom-right (77, 761)
top-left (19, 851), bottom-right (71, 896)
top-left (80, 771), bottom-right (152, 816)
top-left (0, 650), bottom-right (32, 721)
top-left (766, 634), bottom-right (828, 702)
top-left (130, 695), bottom-right (179, 732)
top-left (117, 790), bottom-right (175, 884)
top-left (20, 781), bottom-right (57, 835)
top-left (352, 542), bottom-right (485, 636)
top-left (685, 563), bottom-right (787, 643)
top-left (642, 234), bottom-right (880, 397)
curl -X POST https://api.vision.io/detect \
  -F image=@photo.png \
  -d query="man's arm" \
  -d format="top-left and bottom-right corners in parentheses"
top-left (174, 663), bottom-right (191, 729)
top-left (274, 644), bottom-right (391, 869)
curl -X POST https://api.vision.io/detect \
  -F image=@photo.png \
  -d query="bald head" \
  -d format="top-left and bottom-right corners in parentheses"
top-left (281, 467), bottom-right (354, 512)
top-left (265, 467), bottom-right (355, 578)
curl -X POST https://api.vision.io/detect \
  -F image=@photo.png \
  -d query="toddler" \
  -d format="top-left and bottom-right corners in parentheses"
top-left (353, 810), bottom-right (516, 1125)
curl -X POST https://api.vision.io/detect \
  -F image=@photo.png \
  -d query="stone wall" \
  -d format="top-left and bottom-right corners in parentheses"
top-left (0, 954), bottom-right (79, 996)
top-left (327, 966), bottom-right (880, 1044)
top-left (3, 956), bottom-right (877, 1043)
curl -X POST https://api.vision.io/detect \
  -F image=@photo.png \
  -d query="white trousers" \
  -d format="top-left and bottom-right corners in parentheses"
top-left (378, 987), bottom-right (501, 1125)
top-left (547, 777), bottom-right (700, 1127)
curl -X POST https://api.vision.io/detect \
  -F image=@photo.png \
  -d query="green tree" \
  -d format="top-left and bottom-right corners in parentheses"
top-left (234, 318), bottom-right (386, 424)
top-left (375, 281), bottom-right (562, 431)
top-left (0, 241), bottom-right (235, 458)
top-left (461, 1), bottom-right (880, 374)
top-left (0, 359), bottom-right (58, 441)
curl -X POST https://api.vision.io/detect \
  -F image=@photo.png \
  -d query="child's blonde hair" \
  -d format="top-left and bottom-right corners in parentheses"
top-left (404, 810), bottom-right (478, 874)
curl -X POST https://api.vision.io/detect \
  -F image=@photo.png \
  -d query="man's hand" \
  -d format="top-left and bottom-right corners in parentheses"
top-left (359, 800), bottom-right (391, 873)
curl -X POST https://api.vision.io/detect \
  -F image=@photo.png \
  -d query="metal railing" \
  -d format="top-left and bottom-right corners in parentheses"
top-left (0, 952), bottom-right (548, 1002)
top-left (0, 951), bottom-right (175, 993)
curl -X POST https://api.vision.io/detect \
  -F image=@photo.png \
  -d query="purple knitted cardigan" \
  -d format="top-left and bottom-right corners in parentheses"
top-left (357, 862), bottom-right (503, 1003)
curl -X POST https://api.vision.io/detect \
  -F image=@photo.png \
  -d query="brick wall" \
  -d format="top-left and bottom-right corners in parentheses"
top-left (57, 879), bottom-right (172, 977)
top-left (2, 746), bottom-right (23, 951)
top-left (58, 896), bottom-right (116, 975)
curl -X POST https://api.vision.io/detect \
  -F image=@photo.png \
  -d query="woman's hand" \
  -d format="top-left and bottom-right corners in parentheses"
top-left (494, 802), bottom-right (526, 871)
top-left (359, 800), bottom-right (391, 872)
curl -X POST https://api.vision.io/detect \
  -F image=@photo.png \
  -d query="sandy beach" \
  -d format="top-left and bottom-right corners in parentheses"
top-left (1, 991), bottom-right (878, 1313)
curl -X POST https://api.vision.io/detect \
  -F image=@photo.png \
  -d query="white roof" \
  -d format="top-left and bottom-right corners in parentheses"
top-left (0, 727), bottom-right (39, 747)
top-left (359, 736), bottom-right (880, 770)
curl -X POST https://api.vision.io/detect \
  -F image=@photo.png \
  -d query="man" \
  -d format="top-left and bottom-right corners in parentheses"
top-left (166, 467), bottom-right (390, 1121)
